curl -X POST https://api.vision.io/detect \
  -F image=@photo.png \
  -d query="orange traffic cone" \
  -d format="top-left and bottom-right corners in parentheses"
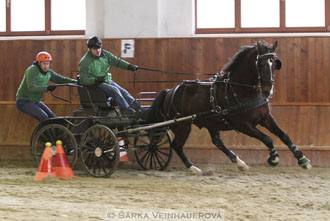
top-left (34, 142), bottom-right (55, 181)
top-left (119, 137), bottom-right (128, 162)
top-left (54, 140), bottom-right (75, 179)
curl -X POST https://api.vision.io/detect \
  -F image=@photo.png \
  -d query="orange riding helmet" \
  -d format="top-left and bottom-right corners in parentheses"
top-left (36, 51), bottom-right (52, 62)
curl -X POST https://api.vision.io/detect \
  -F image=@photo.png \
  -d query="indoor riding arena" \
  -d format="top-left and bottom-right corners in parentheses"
top-left (0, 1), bottom-right (329, 221)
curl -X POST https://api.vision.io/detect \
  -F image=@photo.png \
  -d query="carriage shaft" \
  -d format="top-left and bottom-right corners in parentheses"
top-left (119, 114), bottom-right (197, 134)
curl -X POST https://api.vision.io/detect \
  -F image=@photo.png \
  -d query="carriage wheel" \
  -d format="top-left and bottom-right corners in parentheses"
top-left (134, 130), bottom-right (173, 170)
top-left (31, 124), bottom-right (78, 168)
top-left (79, 124), bottom-right (119, 178)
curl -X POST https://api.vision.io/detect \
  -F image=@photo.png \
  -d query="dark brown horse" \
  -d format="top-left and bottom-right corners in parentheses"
top-left (147, 40), bottom-right (311, 173)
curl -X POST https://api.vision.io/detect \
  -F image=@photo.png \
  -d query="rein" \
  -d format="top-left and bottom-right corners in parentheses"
top-left (139, 67), bottom-right (216, 76)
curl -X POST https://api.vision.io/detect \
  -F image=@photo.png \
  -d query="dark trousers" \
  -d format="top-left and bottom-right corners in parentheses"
top-left (98, 81), bottom-right (135, 110)
top-left (16, 100), bottom-right (56, 122)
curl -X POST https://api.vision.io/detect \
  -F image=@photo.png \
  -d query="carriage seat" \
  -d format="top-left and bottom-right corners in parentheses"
top-left (78, 85), bottom-right (116, 109)
top-left (76, 76), bottom-right (117, 114)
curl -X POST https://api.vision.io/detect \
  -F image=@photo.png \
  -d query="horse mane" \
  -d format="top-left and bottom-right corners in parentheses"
top-left (222, 43), bottom-right (257, 72)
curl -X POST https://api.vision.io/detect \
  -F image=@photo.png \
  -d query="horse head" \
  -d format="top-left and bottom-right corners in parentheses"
top-left (256, 41), bottom-right (282, 98)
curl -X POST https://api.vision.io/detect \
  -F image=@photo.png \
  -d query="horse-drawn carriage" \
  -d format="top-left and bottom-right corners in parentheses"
top-left (30, 41), bottom-right (312, 178)
top-left (30, 83), bottom-right (174, 178)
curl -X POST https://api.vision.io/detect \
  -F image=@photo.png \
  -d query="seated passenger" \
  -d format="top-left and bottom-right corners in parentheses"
top-left (16, 51), bottom-right (77, 122)
top-left (78, 36), bottom-right (139, 115)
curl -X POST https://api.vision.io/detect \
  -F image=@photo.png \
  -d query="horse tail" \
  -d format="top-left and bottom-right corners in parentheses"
top-left (146, 89), bottom-right (169, 123)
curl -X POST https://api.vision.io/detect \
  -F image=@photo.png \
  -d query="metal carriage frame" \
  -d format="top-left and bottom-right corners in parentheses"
top-left (30, 83), bottom-right (174, 178)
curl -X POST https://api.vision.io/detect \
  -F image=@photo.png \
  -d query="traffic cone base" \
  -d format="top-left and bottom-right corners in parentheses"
top-left (55, 167), bottom-right (74, 179)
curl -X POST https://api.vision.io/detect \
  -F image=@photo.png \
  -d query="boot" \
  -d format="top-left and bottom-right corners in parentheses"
top-left (129, 100), bottom-right (141, 112)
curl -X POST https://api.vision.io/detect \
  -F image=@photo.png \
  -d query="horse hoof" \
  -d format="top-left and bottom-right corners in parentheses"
top-left (189, 165), bottom-right (202, 174)
top-left (236, 157), bottom-right (249, 171)
top-left (267, 155), bottom-right (280, 167)
top-left (298, 156), bottom-right (312, 170)
top-left (302, 163), bottom-right (312, 170)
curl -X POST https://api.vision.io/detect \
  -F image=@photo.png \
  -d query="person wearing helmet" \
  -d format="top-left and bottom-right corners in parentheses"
top-left (16, 51), bottom-right (77, 122)
top-left (79, 36), bottom-right (140, 115)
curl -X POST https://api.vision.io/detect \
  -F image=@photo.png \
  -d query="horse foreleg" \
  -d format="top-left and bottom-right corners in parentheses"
top-left (260, 114), bottom-right (311, 169)
top-left (171, 124), bottom-right (202, 174)
top-left (236, 123), bottom-right (281, 167)
top-left (208, 130), bottom-right (249, 171)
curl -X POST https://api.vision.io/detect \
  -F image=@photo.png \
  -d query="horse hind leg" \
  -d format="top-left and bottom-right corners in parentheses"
top-left (209, 130), bottom-right (249, 171)
top-left (260, 114), bottom-right (311, 170)
top-left (171, 124), bottom-right (202, 174)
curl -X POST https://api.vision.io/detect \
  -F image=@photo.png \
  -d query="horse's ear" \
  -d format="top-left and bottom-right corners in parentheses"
top-left (256, 41), bottom-right (263, 53)
top-left (271, 41), bottom-right (278, 52)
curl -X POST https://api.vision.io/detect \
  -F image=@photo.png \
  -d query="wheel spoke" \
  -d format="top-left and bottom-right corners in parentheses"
top-left (156, 149), bottom-right (170, 157)
top-left (39, 133), bottom-right (49, 144)
top-left (134, 145), bottom-right (149, 150)
top-left (154, 152), bottom-right (165, 167)
top-left (139, 150), bottom-right (149, 164)
top-left (84, 152), bottom-right (93, 167)
top-left (152, 152), bottom-right (159, 170)
top-left (144, 151), bottom-right (151, 168)
top-left (101, 158), bottom-right (107, 175)
top-left (93, 159), bottom-right (98, 176)
top-left (84, 142), bottom-right (96, 151)
top-left (149, 152), bottom-right (154, 169)
top-left (157, 138), bottom-right (168, 147)
top-left (139, 137), bottom-right (150, 145)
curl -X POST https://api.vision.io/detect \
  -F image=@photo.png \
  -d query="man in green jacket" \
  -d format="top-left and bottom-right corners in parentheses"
top-left (79, 36), bottom-right (139, 114)
top-left (16, 51), bottom-right (77, 122)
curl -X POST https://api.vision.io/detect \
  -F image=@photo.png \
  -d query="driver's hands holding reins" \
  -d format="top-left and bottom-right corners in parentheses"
top-left (47, 85), bottom-right (56, 91)
top-left (127, 64), bottom-right (139, 72)
top-left (95, 76), bottom-right (105, 84)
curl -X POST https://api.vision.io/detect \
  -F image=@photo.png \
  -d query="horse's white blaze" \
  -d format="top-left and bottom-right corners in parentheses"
top-left (268, 59), bottom-right (274, 97)
top-left (237, 156), bottom-right (249, 171)
top-left (268, 59), bottom-right (273, 67)
top-left (268, 59), bottom-right (274, 80)
top-left (189, 165), bottom-right (202, 174)
top-left (269, 85), bottom-right (274, 96)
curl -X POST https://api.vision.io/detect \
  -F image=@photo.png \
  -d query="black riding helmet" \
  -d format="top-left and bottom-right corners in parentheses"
top-left (87, 36), bottom-right (102, 49)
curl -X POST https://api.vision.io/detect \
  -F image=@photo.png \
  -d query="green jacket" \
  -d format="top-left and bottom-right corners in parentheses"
top-left (78, 49), bottom-right (130, 86)
top-left (16, 64), bottom-right (77, 103)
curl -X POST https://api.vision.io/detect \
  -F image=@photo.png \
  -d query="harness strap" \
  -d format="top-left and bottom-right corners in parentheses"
top-left (167, 82), bottom-right (183, 117)
top-left (225, 95), bottom-right (268, 117)
top-left (199, 95), bottom-right (268, 120)
top-left (209, 76), bottom-right (222, 113)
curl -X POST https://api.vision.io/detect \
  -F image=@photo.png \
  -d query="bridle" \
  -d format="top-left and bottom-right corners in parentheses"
top-left (255, 52), bottom-right (277, 88)
top-left (209, 51), bottom-right (278, 111)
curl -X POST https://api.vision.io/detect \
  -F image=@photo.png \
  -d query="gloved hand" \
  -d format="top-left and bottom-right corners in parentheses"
top-left (127, 64), bottom-right (139, 72)
top-left (95, 76), bottom-right (105, 84)
top-left (47, 85), bottom-right (56, 91)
